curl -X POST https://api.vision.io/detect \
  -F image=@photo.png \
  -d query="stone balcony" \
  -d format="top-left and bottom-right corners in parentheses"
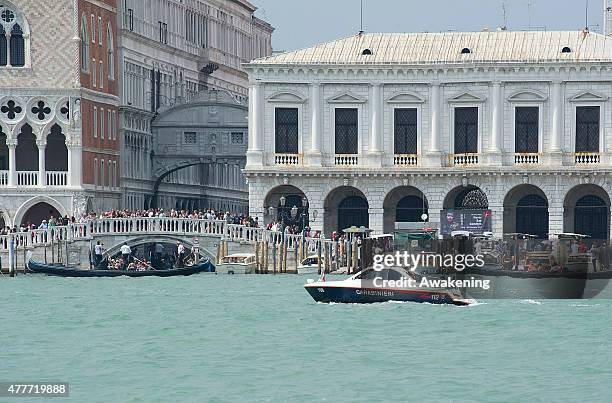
top-left (0, 170), bottom-right (69, 187)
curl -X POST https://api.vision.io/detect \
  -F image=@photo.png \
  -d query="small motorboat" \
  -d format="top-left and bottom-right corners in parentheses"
top-left (304, 266), bottom-right (475, 306)
top-left (296, 255), bottom-right (324, 275)
top-left (215, 253), bottom-right (257, 274)
top-left (27, 259), bottom-right (215, 277)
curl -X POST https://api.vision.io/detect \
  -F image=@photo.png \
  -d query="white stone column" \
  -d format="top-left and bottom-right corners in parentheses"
top-left (37, 140), bottom-right (46, 187)
top-left (6, 33), bottom-right (11, 67)
top-left (548, 81), bottom-right (563, 164)
top-left (68, 133), bottom-right (82, 187)
top-left (488, 81), bottom-right (503, 166)
top-left (548, 204), bottom-right (564, 235)
top-left (7, 140), bottom-right (16, 186)
top-left (246, 82), bottom-right (263, 166)
top-left (423, 82), bottom-right (442, 166)
top-left (368, 83), bottom-right (383, 166)
top-left (307, 82), bottom-right (322, 166)
top-left (368, 207), bottom-right (384, 234)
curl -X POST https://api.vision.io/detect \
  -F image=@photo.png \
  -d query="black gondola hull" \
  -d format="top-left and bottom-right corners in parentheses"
top-left (27, 260), bottom-right (215, 277)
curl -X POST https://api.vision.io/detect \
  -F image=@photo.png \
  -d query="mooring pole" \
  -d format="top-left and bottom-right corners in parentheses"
top-left (255, 240), bottom-right (260, 274)
top-left (317, 239), bottom-right (322, 275)
top-left (8, 235), bottom-right (15, 277)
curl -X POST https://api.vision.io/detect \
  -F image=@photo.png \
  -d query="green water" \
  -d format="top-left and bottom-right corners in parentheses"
top-left (1, 274), bottom-right (611, 403)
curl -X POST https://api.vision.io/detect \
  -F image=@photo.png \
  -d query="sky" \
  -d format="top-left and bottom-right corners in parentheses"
top-left (253, 0), bottom-right (606, 52)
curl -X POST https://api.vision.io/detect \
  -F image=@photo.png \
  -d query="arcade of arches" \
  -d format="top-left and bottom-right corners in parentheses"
top-left (261, 184), bottom-right (612, 239)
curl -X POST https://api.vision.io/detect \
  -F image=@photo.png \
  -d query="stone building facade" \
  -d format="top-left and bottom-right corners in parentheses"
top-left (117, 0), bottom-right (273, 211)
top-left (0, 0), bottom-right (119, 227)
top-left (244, 31), bottom-right (612, 240)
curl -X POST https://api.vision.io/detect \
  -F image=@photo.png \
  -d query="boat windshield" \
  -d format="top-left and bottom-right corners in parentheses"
top-left (355, 267), bottom-right (405, 281)
top-left (222, 256), bottom-right (249, 264)
top-left (301, 257), bottom-right (319, 266)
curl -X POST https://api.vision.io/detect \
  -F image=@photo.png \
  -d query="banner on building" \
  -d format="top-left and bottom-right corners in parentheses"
top-left (440, 209), bottom-right (492, 236)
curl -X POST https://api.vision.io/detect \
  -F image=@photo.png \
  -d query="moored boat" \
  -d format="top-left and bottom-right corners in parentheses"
top-left (27, 259), bottom-right (215, 277)
top-left (296, 255), bottom-right (324, 275)
top-left (215, 253), bottom-right (257, 274)
top-left (304, 267), bottom-right (475, 306)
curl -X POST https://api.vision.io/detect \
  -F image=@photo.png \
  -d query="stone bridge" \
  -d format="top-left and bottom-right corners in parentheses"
top-left (0, 217), bottom-right (328, 270)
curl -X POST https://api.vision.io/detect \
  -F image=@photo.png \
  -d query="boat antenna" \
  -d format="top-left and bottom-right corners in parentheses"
top-left (501, 1), bottom-right (508, 30)
top-left (585, 0), bottom-right (590, 31)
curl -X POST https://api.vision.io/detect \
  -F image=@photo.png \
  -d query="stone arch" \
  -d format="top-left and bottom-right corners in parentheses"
top-left (0, 124), bottom-right (7, 171)
top-left (14, 196), bottom-right (66, 227)
top-left (324, 186), bottom-right (369, 234)
top-left (503, 184), bottom-right (549, 239)
top-left (45, 123), bottom-right (68, 171)
top-left (563, 184), bottom-right (611, 240)
top-left (102, 235), bottom-right (216, 263)
top-left (263, 184), bottom-right (308, 228)
top-left (15, 122), bottom-right (38, 171)
top-left (443, 184), bottom-right (489, 210)
top-left (383, 186), bottom-right (429, 233)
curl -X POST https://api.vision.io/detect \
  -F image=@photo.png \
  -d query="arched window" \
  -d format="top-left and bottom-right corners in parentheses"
top-left (81, 14), bottom-right (89, 72)
top-left (0, 3), bottom-right (29, 67)
top-left (0, 25), bottom-right (6, 66)
top-left (107, 23), bottom-right (114, 79)
top-left (9, 23), bottom-right (23, 66)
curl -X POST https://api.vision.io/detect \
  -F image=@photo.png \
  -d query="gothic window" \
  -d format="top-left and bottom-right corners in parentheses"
top-left (335, 108), bottom-right (358, 154)
top-left (107, 23), bottom-right (114, 79)
top-left (0, 25), bottom-right (6, 66)
top-left (81, 14), bottom-right (89, 72)
top-left (455, 187), bottom-right (489, 209)
top-left (394, 108), bottom-right (417, 154)
top-left (515, 106), bottom-right (539, 153)
top-left (575, 106), bottom-right (599, 153)
top-left (0, 4), bottom-right (28, 67)
top-left (274, 108), bottom-right (298, 154)
top-left (454, 107), bottom-right (478, 154)
top-left (9, 23), bottom-right (23, 66)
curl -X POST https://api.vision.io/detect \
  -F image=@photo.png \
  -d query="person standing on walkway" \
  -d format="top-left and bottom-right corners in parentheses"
top-left (94, 241), bottom-right (104, 267)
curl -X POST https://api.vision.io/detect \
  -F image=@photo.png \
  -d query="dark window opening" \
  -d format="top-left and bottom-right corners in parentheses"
top-left (335, 108), bottom-right (358, 154)
top-left (561, 47), bottom-right (572, 53)
top-left (461, 47), bottom-right (472, 54)
top-left (274, 108), bottom-right (298, 154)
top-left (576, 106), bottom-right (599, 153)
top-left (394, 108), bottom-right (417, 154)
top-left (454, 107), bottom-right (478, 154)
top-left (362, 48), bottom-right (372, 55)
top-left (9, 23), bottom-right (25, 67)
top-left (515, 106), bottom-right (539, 153)
top-left (0, 25), bottom-right (6, 66)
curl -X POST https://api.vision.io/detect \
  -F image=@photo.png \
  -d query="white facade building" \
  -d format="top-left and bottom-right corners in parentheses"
top-left (244, 30), bottom-right (612, 240)
top-left (117, 0), bottom-right (272, 210)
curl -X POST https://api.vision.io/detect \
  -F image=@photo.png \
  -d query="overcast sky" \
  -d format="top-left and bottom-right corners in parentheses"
top-left (254, 0), bottom-right (606, 52)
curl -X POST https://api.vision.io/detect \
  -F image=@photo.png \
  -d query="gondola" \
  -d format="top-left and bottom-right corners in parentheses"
top-left (27, 259), bottom-right (215, 277)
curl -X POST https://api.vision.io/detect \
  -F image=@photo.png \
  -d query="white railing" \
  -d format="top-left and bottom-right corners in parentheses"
top-left (514, 153), bottom-right (539, 165)
top-left (17, 171), bottom-right (38, 186)
top-left (0, 218), bottom-right (331, 253)
top-left (47, 171), bottom-right (68, 186)
top-left (334, 155), bottom-right (359, 166)
top-left (275, 154), bottom-right (300, 165)
top-left (575, 152), bottom-right (600, 165)
top-left (394, 154), bottom-right (418, 166)
top-left (451, 153), bottom-right (479, 166)
top-left (0, 170), bottom-right (8, 185)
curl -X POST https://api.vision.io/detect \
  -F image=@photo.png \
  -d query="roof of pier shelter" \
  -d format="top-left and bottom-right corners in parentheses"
top-left (249, 31), bottom-right (612, 66)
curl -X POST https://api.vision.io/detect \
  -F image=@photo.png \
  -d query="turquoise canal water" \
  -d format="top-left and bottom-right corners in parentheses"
top-left (1, 274), bottom-right (612, 403)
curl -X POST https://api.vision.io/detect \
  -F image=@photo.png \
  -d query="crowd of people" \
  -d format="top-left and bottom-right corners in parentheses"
top-left (91, 208), bottom-right (260, 227)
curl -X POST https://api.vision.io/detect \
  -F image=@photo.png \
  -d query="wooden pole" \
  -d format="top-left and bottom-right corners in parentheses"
top-left (8, 235), bottom-right (15, 277)
top-left (294, 241), bottom-right (299, 273)
top-left (284, 239), bottom-right (288, 273)
top-left (272, 241), bottom-right (277, 275)
top-left (352, 238), bottom-right (358, 274)
top-left (264, 241), bottom-right (269, 274)
top-left (317, 239), bottom-right (322, 275)
top-left (324, 241), bottom-right (330, 274)
top-left (216, 241), bottom-right (221, 264)
top-left (255, 240), bottom-right (260, 274)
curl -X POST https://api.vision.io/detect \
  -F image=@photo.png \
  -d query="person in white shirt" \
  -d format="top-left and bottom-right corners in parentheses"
top-left (176, 242), bottom-right (187, 268)
top-left (94, 241), bottom-right (104, 266)
top-left (120, 243), bottom-right (131, 269)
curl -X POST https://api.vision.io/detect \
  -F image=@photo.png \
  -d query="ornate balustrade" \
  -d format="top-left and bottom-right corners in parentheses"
top-left (0, 218), bottom-right (329, 252)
